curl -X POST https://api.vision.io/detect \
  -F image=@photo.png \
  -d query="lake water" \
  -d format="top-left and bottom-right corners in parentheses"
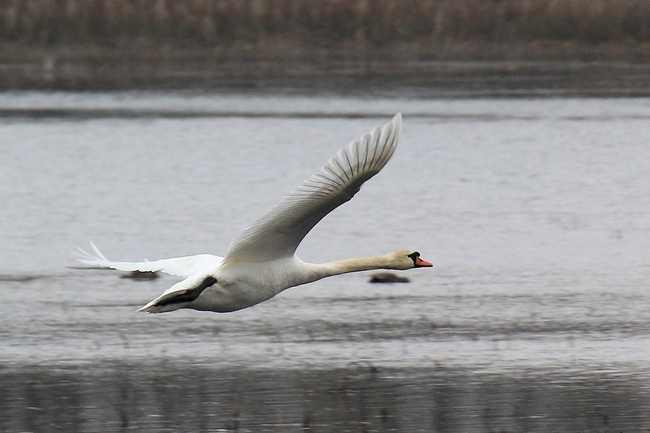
top-left (1, 92), bottom-right (650, 432)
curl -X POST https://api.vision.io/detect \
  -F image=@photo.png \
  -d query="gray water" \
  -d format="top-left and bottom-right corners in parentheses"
top-left (1, 92), bottom-right (650, 432)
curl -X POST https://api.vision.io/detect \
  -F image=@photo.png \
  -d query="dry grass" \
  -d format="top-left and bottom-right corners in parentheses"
top-left (1, 0), bottom-right (650, 47)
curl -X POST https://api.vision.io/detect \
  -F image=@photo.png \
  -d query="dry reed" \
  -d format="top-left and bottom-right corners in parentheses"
top-left (1, 0), bottom-right (649, 47)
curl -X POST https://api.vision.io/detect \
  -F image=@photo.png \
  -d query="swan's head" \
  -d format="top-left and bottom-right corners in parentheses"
top-left (388, 250), bottom-right (433, 270)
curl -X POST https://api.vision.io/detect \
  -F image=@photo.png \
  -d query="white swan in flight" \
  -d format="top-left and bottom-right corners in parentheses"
top-left (75, 113), bottom-right (432, 313)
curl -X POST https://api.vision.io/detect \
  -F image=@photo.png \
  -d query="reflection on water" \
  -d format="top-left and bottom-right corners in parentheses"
top-left (1, 92), bottom-right (650, 431)
top-left (2, 363), bottom-right (649, 432)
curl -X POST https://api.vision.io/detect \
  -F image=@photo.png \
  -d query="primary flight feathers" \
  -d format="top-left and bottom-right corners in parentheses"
top-left (223, 113), bottom-right (401, 264)
top-left (74, 240), bottom-right (223, 278)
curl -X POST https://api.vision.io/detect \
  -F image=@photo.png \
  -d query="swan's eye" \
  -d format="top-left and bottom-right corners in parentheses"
top-left (407, 251), bottom-right (420, 263)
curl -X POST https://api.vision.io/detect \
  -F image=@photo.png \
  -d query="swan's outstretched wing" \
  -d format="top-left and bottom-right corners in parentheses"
top-left (138, 269), bottom-right (219, 313)
top-left (74, 241), bottom-right (223, 278)
top-left (223, 113), bottom-right (402, 264)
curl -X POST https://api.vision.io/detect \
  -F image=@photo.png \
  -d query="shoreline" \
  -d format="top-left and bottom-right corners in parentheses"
top-left (2, 41), bottom-right (650, 96)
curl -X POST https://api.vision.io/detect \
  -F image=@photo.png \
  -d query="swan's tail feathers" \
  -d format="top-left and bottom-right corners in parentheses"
top-left (138, 275), bottom-right (217, 313)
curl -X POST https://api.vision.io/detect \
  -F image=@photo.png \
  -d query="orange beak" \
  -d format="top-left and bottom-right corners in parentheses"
top-left (414, 256), bottom-right (433, 267)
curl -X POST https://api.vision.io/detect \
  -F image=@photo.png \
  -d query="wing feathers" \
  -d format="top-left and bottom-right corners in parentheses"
top-left (138, 272), bottom-right (218, 313)
top-left (223, 113), bottom-right (402, 264)
top-left (74, 241), bottom-right (223, 278)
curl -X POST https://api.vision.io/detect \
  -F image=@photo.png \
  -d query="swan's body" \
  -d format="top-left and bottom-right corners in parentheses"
top-left (75, 113), bottom-right (432, 313)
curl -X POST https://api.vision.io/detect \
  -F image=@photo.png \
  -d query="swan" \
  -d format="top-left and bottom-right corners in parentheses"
top-left (75, 113), bottom-right (432, 313)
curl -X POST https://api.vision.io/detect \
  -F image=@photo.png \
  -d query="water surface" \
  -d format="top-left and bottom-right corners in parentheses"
top-left (1, 92), bottom-right (650, 431)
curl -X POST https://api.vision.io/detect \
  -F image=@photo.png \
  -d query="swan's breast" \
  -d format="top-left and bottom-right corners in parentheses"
top-left (190, 257), bottom-right (307, 312)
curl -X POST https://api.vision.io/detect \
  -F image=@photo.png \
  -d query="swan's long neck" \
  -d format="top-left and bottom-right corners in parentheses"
top-left (302, 254), bottom-right (397, 284)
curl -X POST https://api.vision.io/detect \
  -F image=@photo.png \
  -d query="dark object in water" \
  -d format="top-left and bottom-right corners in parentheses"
top-left (121, 271), bottom-right (159, 279)
top-left (369, 272), bottom-right (410, 283)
